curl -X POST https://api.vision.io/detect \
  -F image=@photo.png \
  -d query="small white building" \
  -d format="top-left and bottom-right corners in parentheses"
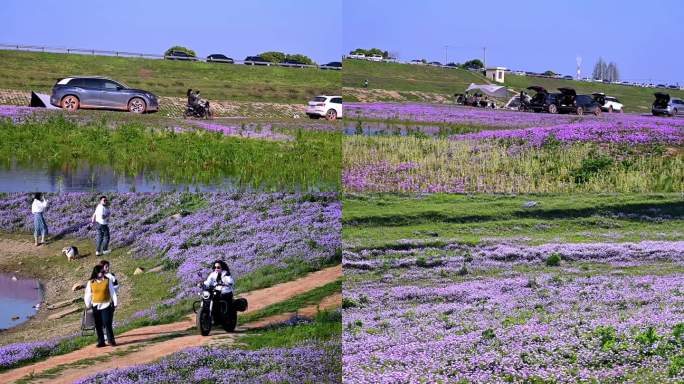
top-left (485, 67), bottom-right (507, 83)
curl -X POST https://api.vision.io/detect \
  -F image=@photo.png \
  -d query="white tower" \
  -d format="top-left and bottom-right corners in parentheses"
top-left (576, 56), bottom-right (582, 80)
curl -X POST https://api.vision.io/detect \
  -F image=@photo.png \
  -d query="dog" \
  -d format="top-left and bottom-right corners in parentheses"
top-left (62, 246), bottom-right (79, 261)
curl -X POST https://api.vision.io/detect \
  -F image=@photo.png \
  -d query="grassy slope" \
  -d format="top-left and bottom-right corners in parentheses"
top-left (343, 193), bottom-right (684, 249)
top-left (343, 59), bottom-right (486, 95)
top-left (0, 50), bottom-right (340, 103)
top-left (343, 59), bottom-right (684, 112)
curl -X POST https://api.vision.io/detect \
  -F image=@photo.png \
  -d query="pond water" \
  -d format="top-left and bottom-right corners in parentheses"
top-left (343, 121), bottom-right (480, 137)
top-left (0, 162), bottom-right (333, 192)
top-left (0, 273), bottom-right (42, 330)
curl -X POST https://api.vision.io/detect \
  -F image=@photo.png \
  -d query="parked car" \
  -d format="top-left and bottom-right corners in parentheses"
top-left (322, 61), bottom-right (342, 70)
top-left (428, 61), bottom-right (442, 66)
top-left (557, 88), bottom-right (602, 115)
top-left (652, 93), bottom-right (683, 116)
top-left (280, 59), bottom-right (307, 68)
top-left (347, 53), bottom-right (366, 60)
top-left (207, 54), bottom-right (234, 64)
top-left (165, 50), bottom-right (197, 61)
top-left (526, 86), bottom-right (561, 113)
top-left (244, 56), bottom-right (270, 66)
top-left (50, 76), bottom-right (158, 113)
top-left (562, 75), bottom-right (573, 80)
top-left (592, 93), bottom-right (624, 113)
top-left (305, 95), bottom-right (342, 120)
top-left (367, 55), bottom-right (384, 62)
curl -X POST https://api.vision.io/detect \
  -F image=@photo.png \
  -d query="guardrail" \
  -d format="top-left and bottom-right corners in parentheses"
top-left (0, 43), bottom-right (342, 70)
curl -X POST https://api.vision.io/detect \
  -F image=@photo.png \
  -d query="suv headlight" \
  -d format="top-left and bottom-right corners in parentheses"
top-left (201, 291), bottom-right (211, 299)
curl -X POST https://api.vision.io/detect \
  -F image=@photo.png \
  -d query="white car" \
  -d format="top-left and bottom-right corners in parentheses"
top-left (347, 54), bottom-right (366, 60)
top-left (593, 93), bottom-right (624, 113)
top-left (367, 55), bottom-right (384, 62)
top-left (306, 95), bottom-right (342, 120)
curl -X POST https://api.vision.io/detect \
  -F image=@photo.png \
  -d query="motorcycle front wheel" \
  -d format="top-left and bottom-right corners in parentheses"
top-left (197, 307), bottom-right (212, 336)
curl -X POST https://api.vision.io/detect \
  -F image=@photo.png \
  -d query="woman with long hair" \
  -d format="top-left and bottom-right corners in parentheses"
top-left (31, 193), bottom-right (48, 246)
top-left (84, 264), bottom-right (118, 347)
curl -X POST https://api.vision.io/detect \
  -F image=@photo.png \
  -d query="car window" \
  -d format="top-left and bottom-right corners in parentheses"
top-left (83, 78), bottom-right (104, 89)
top-left (102, 81), bottom-right (121, 90)
top-left (312, 97), bottom-right (327, 102)
top-left (331, 98), bottom-right (342, 104)
top-left (67, 78), bottom-right (86, 87)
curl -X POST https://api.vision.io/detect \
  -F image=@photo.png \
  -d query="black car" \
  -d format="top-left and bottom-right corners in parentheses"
top-left (165, 50), bottom-right (197, 61)
top-left (556, 88), bottom-right (602, 115)
top-left (280, 59), bottom-right (306, 68)
top-left (322, 61), bottom-right (342, 70)
top-left (207, 54), bottom-right (234, 64)
top-left (526, 86), bottom-right (560, 113)
top-left (244, 56), bottom-right (270, 66)
top-left (563, 75), bottom-right (573, 80)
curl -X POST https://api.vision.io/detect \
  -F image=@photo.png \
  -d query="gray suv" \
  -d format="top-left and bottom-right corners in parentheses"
top-left (50, 76), bottom-right (159, 113)
top-left (652, 92), bottom-right (683, 116)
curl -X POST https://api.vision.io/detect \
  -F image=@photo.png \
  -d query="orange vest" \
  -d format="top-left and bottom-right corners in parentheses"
top-left (91, 278), bottom-right (111, 303)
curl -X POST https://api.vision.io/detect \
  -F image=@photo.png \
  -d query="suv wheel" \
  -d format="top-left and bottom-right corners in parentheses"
top-left (325, 109), bottom-right (337, 121)
top-left (673, 108), bottom-right (679, 117)
top-left (548, 104), bottom-right (558, 114)
top-left (593, 107), bottom-right (601, 116)
top-left (128, 98), bottom-right (147, 114)
top-left (60, 95), bottom-right (79, 111)
top-left (576, 106), bottom-right (584, 116)
top-left (608, 106), bottom-right (613, 113)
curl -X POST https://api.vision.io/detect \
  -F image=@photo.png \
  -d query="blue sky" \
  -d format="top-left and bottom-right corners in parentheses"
top-left (344, 0), bottom-right (683, 84)
top-left (1, 0), bottom-right (342, 64)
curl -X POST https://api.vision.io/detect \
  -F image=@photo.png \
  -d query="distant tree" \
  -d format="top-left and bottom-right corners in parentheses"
top-left (164, 46), bottom-right (196, 57)
top-left (462, 59), bottom-right (484, 70)
top-left (285, 53), bottom-right (315, 65)
top-left (259, 51), bottom-right (287, 63)
top-left (543, 70), bottom-right (557, 77)
top-left (592, 58), bottom-right (620, 82)
top-left (420, 58), bottom-right (428, 64)
top-left (607, 62), bottom-right (619, 82)
top-left (349, 48), bottom-right (389, 58)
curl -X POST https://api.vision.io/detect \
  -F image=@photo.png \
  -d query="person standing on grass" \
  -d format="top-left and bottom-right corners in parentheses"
top-left (99, 260), bottom-right (119, 343)
top-left (91, 196), bottom-right (111, 256)
top-left (31, 193), bottom-right (48, 246)
top-left (84, 264), bottom-right (118, 347)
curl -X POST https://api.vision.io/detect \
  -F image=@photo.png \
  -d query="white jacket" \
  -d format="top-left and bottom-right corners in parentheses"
top-left (84, 278), bottom-right (118, 310)
top-left (204, 271), bottom-right (234, 294)
top-left (31, 199), bottom-right (48, 214)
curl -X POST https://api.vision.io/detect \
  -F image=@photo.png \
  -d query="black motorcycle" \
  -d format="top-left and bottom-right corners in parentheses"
top-left (193, 283), bottom-right (248, 336)
top-left (185, 100), bottom-right (212, 119)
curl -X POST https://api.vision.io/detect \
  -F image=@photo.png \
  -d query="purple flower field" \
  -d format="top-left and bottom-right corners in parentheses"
top-left (346, 102), bottom-right (684, 146)
top-left (343, 241), bottom-right (684, 383)
top-left (76, 342), bottom-right (341, 384)
top-left (0, 193), bottom-right (341, 303)
top-left (0, 341), bottom-right (57, 371)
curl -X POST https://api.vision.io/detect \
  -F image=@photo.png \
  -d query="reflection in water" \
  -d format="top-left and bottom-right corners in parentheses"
top-left (344, 121), bottom-right (475, 137)
top-left (0, 162), bottom-right (239, 192)
top-left (0, 273), bottom-right (42, 330)
top-left (0, 160), bottom-right (337, 192)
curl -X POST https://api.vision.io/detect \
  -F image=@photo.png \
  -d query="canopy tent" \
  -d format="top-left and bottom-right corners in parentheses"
top-left (465, 83), bottom-right (508, 98)
top-left (30, 92), bottom-right (59, 109)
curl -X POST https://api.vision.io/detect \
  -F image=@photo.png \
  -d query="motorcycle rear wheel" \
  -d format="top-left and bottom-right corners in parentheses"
top-left (222, 309), bottom-right (237, 332)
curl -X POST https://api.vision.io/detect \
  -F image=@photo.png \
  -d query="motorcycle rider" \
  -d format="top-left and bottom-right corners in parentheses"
top-left (204, 260), bottom-right (234, 304)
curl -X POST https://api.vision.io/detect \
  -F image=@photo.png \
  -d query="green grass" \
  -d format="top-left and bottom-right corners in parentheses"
top-left (343, 59), bottom-right (684, 111)
top-left (344, 135), bottom-right (684, 194)
top-left (238, 280), bottom-right (342, 325)
top-left (0, 50), bottom-right (340, 103)
top-left (343, 59), bottom-right (486, 94)
top-left (0, 116), bottom-right (341, 191)
top-left (343, 193), bottom-right (684, 249)
top-left (239, 310), bottom-right (341, 350)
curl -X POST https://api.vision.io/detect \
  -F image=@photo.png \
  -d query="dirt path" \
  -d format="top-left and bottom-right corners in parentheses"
top-left (0, 265), bottom-right (342, 384)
